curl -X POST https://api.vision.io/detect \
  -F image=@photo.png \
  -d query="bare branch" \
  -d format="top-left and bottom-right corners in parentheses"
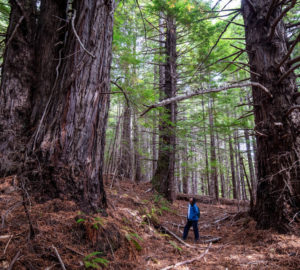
top-left (277, 32), bottom-right (300, 68)
top-left (161, 243), bottom-right (211, 270)
top-left (288, 56), bottom-right (300, 66)
top-left (277, 63), bottom-right (300, 83)
top-left (111, 80), bottom-right (130, 107)
top-left (268, 0), bottom-right (297, 39)
top-left (52, 245), bottom-right (66, 270)
top-left (140, 82), bottom-right (272, 116)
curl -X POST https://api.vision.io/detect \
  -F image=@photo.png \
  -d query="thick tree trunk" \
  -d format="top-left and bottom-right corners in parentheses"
top-left (30, 0), bottom-right (115, 212)
top-left (242, 0), bottom-right (300, 231)
top-left (0, 0), bottom-right (37, 175)
top-left (152, 14), bottom-right (177, 202)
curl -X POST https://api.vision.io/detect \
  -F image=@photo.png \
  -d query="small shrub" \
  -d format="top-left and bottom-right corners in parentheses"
top-left (84, 251), bottom-right (109, 269)
top-left (125, 232), bottom-right (143, 251)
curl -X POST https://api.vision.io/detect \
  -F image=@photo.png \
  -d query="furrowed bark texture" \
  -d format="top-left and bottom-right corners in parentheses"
top-left (32, 0), bottom-right (115, 211)
top-left (0, 0), bottom-right (36, 175)
top-left (30, 0), bottom-right (68, 125)
top-left (242, 0), bottom-right (300, 231)
top-left (152, 14), bottom-right (177, 202)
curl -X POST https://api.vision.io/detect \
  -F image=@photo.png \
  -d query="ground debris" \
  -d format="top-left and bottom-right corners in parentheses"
top-left (0, 176), bottom-right (299, 269)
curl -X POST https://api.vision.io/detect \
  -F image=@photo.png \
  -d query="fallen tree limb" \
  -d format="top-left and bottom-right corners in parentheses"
top-left (161, 242), bottom-right (212, 270)
top-left (8, 250), bottom-right (21, 270)
top-left (52, 245), bottom-right (66, 270)
top-left (202, 237), bottom-right (221, 243)
top-left (159, 225), bottom-right (195, 248)
top-left (176, 193), bottom-right (250, 207)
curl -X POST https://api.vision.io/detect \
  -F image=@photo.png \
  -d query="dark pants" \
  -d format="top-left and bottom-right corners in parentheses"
top-left (183, 220), bottom-right (199, 240)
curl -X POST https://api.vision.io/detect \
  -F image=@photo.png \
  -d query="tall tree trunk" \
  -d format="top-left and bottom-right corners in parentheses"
top-left (0, 0), bottom-right (37, 175)
top-left (242, 0), bottom-right (300, 231)
top-left (30, 0), bottom-right (115, 212)
top-left (209, 99), bottom-right (218, 201)
top-left (118, 104), bottom-right (132, 179)
top-left (182, 139), bottom-right (189, 194)
top-left (237, 135), bottom-right (247, 200)
top-left (234, 130), bottom-right (241, 200)
top-left (152, 14), bottom-right (177, 202)
top-left (133, 111), bottom-right (142, 182)
top-left (244, 128), bottom-right (256, 203)
top-left (201, 95), bottom-right (210, 195)
top-left (229, 133), bottom-right (237, 199)
top-left (217, 133), bottom-right (225, 198)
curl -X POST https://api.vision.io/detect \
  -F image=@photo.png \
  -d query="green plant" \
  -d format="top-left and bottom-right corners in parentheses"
top-left (83, 251), bottom-right (109, 269)
top-left (92, 217), bottom-right (104, 230)
top-left (125, 232), bottom-right (143, 251)
top-left (76, 218), bottom-right (85, 224)
top-left (76, 216), bottom-right (104, 230)
top-left (169, 241), bottom-right (182, 253)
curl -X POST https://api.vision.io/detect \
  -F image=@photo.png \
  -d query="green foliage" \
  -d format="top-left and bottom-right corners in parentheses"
top-left (169, 240), bottom-right (182, 253)
top-left (125, 232), bottom-right (143, 251)
top-left (84, 252), bottom-right (109, 269)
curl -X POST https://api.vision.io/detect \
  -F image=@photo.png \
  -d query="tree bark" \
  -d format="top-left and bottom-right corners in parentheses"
top-left (201, 95), bottom-right (210, 196)
top-left (133, 111), bottom-right (142, 182)
top-left (209, 99), bottom-right (218, 201)
top-left (244, 128), bottom-right (256, 203)
top-left (30, 0), bottom-right (115, 212)
top-left (242, 0), bottom-right (300, 231)
top-left (229, 133), bottom-right (237, 199)
top-left (118, 104), bottom-right (132, 179)
top-left (0, 0), bottom-right (37, 175)
top-left (30, 0), bottom-right (68, 126)
top-left (152, 14), bottom-right (177, 202)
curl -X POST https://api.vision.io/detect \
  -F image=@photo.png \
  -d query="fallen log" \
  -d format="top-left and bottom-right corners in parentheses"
top-left (176, 193), bottom-right (250, 207)
top-left (159, 225), bottom-right (195, 249)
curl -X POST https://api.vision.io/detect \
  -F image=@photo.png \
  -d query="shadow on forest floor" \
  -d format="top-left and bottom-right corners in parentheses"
top-left (0, 175), bottom-right (299, 269)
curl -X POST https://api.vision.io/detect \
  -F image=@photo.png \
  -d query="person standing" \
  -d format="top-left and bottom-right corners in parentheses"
top-left (182, 198), bottom-right (200, 242)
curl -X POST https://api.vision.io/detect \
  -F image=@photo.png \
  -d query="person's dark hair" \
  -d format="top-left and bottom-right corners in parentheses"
top-left (190, 198), bottom-right (196, 205)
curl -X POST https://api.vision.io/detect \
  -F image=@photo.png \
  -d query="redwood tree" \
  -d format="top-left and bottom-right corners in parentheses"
top-left (152, 14), bottom-right (177, 202)
top-left (0, 0), bottom-right (116, 212)
top-left (242, 0), bottom-right (300, 231)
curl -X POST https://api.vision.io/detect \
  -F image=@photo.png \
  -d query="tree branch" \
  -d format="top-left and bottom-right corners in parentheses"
top-left (268, 0), bottom-right (297, 39)
top-left (277, 63), bottom-right (300, 83)
top-left (161, 243), bottom-right (211, 270)
top-left (277, 32), bottom-right (300, 68)
top-left (140, 82), bottom-right (272, 116)
top-left (111, 80), bottom-right (130, 107)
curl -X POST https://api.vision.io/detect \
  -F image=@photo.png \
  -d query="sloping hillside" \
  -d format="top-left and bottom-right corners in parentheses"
top-left (0, 176), bottom-right (299, 269)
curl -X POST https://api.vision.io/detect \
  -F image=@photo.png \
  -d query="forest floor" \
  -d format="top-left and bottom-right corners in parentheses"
top-left (0, 175), bottom-right (299, 270)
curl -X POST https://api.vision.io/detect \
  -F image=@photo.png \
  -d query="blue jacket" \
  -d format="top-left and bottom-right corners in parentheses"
top-left (187, 204), bottom-right (200, 221)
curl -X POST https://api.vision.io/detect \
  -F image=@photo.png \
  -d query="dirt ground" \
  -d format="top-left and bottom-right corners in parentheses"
top-left (0, 175), bottom-right (299, 269)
